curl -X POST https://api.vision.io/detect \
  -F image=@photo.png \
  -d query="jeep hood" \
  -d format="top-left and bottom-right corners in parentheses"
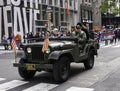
top-left (22, 41), bottom-right (76, 48)
top-left (49, 41), bottom-right (76, 49)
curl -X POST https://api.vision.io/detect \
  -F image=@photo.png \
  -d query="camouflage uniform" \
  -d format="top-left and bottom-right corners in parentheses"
top-left (75, 29), bottom-right (87, 50)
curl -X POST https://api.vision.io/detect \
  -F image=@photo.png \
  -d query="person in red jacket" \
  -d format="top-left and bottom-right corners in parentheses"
top-left (15, 33), bottom-right (21, 50)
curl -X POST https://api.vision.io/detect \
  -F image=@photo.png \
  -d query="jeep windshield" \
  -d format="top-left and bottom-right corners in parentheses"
top-left (25, 37), bottom-right (78, 43)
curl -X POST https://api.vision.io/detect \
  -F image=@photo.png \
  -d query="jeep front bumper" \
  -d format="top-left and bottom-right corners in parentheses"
top-left (13, 63), bottom-right (53, 70)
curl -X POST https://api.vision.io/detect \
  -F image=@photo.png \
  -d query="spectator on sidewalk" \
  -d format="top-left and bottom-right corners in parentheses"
top-left (15, 33), bottom-right (21, 50)
top-left (8, 32), bottom-right (14, 49)
top-left (2, 35), bottom-right (9, 50)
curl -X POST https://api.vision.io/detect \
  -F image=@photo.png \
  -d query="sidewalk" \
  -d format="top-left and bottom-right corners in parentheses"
top-left (0, 45), bottom-right (12, 50)
top-left (0, 45), bottom-right (5, 50)
top-left (92, 67), bottom-right (120, 91)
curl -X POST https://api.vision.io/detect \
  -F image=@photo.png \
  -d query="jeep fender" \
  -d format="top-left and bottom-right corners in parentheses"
top-left (48, 50), bottom-right (73, 61)
top-left (16, 50), bottom-right (26, 58)
top-left (87, 46), bottom-right (97, 55)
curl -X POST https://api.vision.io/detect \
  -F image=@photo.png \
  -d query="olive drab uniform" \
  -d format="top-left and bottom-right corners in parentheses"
top-left (75, 30), bottom-right (87, 51)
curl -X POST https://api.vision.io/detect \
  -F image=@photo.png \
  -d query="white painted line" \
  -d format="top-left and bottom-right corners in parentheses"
top-left (113, 44), bottom-right (120, 48)
top-left (0, 46), bottom-right (4, 49)
top-left (66, 87), bottom-right (94, 91)
top-left (23, 83), bottom-right (58, 91)
top-left (102, 45), bottom-right (112, 48)
top-left (100, 44), bottom-right (105, 47)
top-left (0, 80), bottom-right (28, 91)
top-left (0, 51), bottom-right (13, 55)
top-left (0, 78), bottom-right (6, 81)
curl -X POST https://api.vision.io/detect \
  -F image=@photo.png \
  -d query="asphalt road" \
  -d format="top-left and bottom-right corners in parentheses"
top-left (0, 41), bottom-right (120, 91)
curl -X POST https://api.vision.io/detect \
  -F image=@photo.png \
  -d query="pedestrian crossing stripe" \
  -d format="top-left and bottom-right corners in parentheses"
top-left (23, 83), bottom-right (58, 91)
top-left (0, 79), bottom-right (96, 91)
top-left (66, 87), bottom-right (94, 91)
top-left (0, 80), bottom-right (28, 91)
top-left (0, 78), bottom-right (5, 81)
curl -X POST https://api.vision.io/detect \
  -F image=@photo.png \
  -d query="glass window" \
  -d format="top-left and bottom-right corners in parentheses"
top-left (85, 10), bottom-right (88, 19)
top-left (54, 0), bottom-right (58, 5)
top-left (42, 5), bottom-right (47, 20)
top-left (74, 0), bottom-right (76, 10)
top-left (60, 0), bottom-right (63, 7)
top-left (55, 8), bottom-right (59, 27)
top-left (49, 0), bottom-right (52, 5)
top-left (61, 9), bottom-right (64, 21)
top-left (82, 10), bottom-right (85, 19)
top-left (70, 0), bottom-right (72, 6)
top-left (41, 0), bottom-right (46, 4)
top-left (89, 0), bottom-right (91, 3)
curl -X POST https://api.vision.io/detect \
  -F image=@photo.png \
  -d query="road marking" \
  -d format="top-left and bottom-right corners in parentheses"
top-left (23, 83), bottom-right (58, 91)
top-left (0, 51), bottom-right (13, 54)
top-left (113, 44), bottom-right (120, 48)
top-left (100, 42), bottom-right (120, 48)
top-left (0, 78), bottom-right (5, 81)
top-left (0, 80), bottom-right (28, 91)
top-left (102, 45), bottom-right (112, 48)
top-left (66, 87), bottom-right (94, 91)
top-left (100, 44), bottom-right (105, 47)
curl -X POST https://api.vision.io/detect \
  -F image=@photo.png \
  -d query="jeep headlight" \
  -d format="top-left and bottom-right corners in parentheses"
top-left (27, 47), bottom-right (32, 53)
top-left (46, 48), bottom-right (50, 54)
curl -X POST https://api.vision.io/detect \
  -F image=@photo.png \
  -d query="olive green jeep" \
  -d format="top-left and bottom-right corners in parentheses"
top-left (13, 37), bottom-right (99, 83)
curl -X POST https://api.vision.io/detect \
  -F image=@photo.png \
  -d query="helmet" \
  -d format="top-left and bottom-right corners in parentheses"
top-left (76, 22), bottom-right (82, 29)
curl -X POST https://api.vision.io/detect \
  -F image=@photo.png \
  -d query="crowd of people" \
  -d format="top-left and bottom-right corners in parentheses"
top-left (2, 33), bottom-right (21, 50)
top-left (93, 28), bottom-right (120, 45)
top-left (1, 22), bottom-right (89, 50)
top-left (2, 23), bottom-right (120, 50)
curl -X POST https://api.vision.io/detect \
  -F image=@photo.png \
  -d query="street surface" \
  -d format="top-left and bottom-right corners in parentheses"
top-left (0, 41), bottom-right (120, 91)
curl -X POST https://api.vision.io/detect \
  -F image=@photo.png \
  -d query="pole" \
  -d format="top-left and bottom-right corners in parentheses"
top-left (11, 6), bottom-right (17, 62)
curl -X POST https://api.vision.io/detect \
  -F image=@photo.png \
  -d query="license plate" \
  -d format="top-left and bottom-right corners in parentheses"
top-left (26, 64), bottom-right (36, 70)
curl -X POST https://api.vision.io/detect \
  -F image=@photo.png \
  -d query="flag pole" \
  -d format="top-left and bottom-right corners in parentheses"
top-left (65, 0), bottom-right (69, 32)
top-left (11, 5), bottom-right (17, 62)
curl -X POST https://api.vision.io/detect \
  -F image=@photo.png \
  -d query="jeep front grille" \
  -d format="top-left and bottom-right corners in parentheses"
top-left (31, 46), bottom-right (44, 62)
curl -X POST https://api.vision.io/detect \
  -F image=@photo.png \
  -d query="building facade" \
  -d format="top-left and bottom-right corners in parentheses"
top-left (92, 0), bottom-right (101, 26)
top-left (80, 0), bottom-right (93, 30)
top-left (0, 0), bottom-right (79, 43)
top-left (101, 0), bottom-right (120, 28)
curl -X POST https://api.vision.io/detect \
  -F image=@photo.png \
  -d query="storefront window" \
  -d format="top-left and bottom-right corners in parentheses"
top-left (82, 9), bottom-right (85, 19)
top-left (55, 8), bottom-right (59, 27)
top-left (41, 0), bottom-right (46, 4)
top-left (54, 0), bottom-right (58, 6)
top-left (49, 0), bottom-right (52, 5)
top-left (42, 5), bottom-right (47, 20)
top-left (61, 9), bottom-right (64, 21)
top-left (60, 0), bottom-right (63, 7)
top-left (70, 0), bottom-right (72, 6)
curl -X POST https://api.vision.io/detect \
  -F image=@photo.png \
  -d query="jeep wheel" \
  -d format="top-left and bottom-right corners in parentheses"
top-left (53, 57), bottom-right (70, 83)
top-left (18, 59), bottom-right (36, 80)
top-left (84, 50), bottom-right (94, 70)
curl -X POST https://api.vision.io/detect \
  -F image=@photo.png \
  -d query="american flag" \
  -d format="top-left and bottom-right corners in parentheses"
top-left (11, 39), bottom-right (16, 52)
top-left (65, 0), bottom-right (69, 14)
top-left (42, 38), bottom-right (49, 53)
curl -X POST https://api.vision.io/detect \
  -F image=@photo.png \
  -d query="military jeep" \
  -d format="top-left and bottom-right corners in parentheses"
top-left (13, 37), bottom-right (99, 83)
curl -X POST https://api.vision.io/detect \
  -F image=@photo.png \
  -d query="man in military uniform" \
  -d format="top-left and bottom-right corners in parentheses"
top-left (75, 22), bottom-right (87, 52)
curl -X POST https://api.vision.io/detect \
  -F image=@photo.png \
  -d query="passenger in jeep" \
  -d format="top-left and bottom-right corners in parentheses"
top-left (75, 23), bottom-right (87, 51)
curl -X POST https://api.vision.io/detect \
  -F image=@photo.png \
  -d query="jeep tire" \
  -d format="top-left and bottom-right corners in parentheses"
top-left (84, 50), bottom-right (94, 70)
top-left (18, 59), bottom-right (36, 80)
top-left (53, 57), bottom-right (70, 83)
